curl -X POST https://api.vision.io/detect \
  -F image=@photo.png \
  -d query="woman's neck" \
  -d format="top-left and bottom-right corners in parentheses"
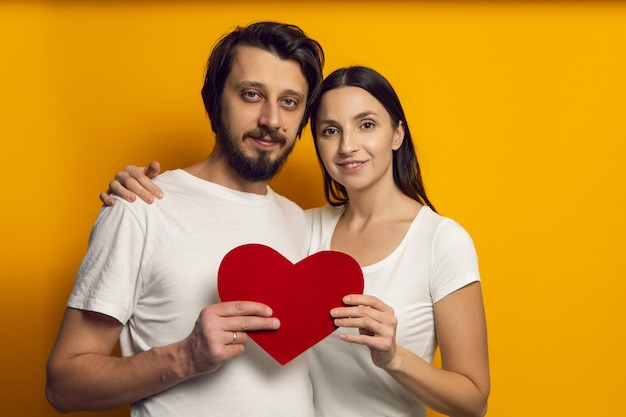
top-left (342, 185), bottom-right (422, 227)
top-left (332, 186), bottom-right (423, 267)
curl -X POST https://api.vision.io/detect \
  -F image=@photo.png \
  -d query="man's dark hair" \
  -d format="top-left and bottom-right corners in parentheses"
top-left (201, 21), bottom-right (325, 137)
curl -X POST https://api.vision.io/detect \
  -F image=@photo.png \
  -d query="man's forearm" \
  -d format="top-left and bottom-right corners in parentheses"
top-left (46, 341), bottom-right (191, 412)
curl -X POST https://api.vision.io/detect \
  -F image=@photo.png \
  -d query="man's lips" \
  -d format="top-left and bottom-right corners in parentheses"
top-left (245, 130), bottom-right (286, 148)
top-left (249, 135), bottom-right (278, 147)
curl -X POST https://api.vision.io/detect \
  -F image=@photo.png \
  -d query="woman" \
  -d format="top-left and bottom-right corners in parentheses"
top-left (305, 67), bottom-right (489, 417)
top-left (102, 66), bottom-right (490, 417)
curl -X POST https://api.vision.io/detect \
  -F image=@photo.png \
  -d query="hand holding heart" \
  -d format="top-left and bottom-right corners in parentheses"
top-left (181, 300), bottom-right (280, 375)
top-left (330, 294), bottom-right (400, 369)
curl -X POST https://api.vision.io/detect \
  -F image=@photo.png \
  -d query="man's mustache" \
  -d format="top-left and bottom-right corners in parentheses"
top-left (244, 128), bottom-right (287, 146)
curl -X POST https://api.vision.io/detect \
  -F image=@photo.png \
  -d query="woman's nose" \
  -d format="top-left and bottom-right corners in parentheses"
top-left (339, 131), bottom-right (358, 154)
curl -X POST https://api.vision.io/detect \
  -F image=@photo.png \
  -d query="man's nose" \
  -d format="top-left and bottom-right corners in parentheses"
top-left (259, 101), bottom-right (282, 130)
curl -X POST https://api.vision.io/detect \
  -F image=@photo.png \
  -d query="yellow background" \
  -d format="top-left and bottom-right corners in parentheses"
top-left (1, 1), bottom-right (624, 416)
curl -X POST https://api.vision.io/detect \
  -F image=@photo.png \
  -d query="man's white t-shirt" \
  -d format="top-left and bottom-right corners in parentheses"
top-left (68, 169), bottom-right (314, 417)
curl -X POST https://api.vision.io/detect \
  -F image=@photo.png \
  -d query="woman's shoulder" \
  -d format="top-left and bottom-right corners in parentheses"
top-left (415, 207), bottom-right (475, 245)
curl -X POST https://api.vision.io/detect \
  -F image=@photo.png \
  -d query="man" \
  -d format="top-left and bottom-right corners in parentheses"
top-left (46, 22), bottom-right (324, 416)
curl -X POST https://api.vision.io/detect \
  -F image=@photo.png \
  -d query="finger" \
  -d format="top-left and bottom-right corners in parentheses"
top-left (116, 164), bottom-right (163, 202)
top-left (212, 301), bottom-right (280, 332)
top-left (220, 315), bottom-right (280, 333)
top-left (144, 161), bottom-right (162, 179)
top-left (114, 166), bottom-right (143, 184)
top-left (136, 173), bottom-right (164, 201)
top-left (340, 332), bottom-right (393, 353)
top-left (109, 179), bottom-right (142, 203)
top-left (342, 294), bottom-right (390, 311)
top-left (334, 315), bottom-right (386, 334)
top-left (332, 304), bottom-right (388, 322)
top-left (114, 167), bottom-right (156, 203)
top-left (218, 301), bottom-right (274, 318)
top-left (99, 191), bottom-right (116, 206)
top-left (226, 330), bottom-right (249, 346)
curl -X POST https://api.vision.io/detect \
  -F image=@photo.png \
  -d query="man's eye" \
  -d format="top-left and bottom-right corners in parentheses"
top-left (243, 91), bottom-right (260, 100)
top-left (282, 98), bottom-right (297, 107)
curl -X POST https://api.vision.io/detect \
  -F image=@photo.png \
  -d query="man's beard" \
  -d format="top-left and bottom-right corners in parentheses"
top-left (216, 124), bottom-right (295, 182)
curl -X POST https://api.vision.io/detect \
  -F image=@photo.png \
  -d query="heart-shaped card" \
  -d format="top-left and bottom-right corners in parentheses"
top-left (218, 244), bottom-right (364, 365)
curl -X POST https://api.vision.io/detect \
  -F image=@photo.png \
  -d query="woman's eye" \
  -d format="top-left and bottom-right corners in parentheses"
top-left (322, 127), bottom-right (338, 136)
top-left (361, 121), bottom-right (375, 130)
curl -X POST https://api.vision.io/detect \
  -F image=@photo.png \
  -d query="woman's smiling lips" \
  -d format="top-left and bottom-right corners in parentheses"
top-left (337, 160), bottom-right (366, 171)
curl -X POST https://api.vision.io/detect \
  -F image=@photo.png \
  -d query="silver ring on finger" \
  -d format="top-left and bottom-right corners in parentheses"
top-left (231, 331), bottom-right (237, 345)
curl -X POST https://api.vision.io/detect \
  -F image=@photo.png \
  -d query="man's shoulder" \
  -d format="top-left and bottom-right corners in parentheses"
top-left (152, 169), bottom-right (184, 187)
top-left (151, 169), bottom-right (208, 198)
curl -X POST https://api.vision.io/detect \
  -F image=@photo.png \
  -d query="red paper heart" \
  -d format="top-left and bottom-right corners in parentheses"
top-left (218, 244), bottom-right (364, 365)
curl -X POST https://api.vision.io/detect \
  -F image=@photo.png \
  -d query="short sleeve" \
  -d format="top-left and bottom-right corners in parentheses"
top-left (430, 219), bottom-right (480, 303)
top-left (67, 199), bottom-right (146, 324)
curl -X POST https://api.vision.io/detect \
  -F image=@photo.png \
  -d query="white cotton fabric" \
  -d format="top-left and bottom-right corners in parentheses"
top-left (68, 169), bottom-right (314, 417)
top-left (306, 205), bottom-right (480, 417)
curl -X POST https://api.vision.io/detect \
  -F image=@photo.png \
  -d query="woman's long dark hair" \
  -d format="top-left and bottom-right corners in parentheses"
top-left (310, 66), bottom-right (436, 212)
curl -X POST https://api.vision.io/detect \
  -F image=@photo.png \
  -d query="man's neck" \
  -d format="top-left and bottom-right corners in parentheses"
top-left (184, 152), bottom-right (269, 195)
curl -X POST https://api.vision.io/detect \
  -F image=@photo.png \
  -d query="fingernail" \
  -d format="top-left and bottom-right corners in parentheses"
top-left (156, 191), bottom-right (164, 199)
top-left (272, 319), bottom-right (280, 329)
